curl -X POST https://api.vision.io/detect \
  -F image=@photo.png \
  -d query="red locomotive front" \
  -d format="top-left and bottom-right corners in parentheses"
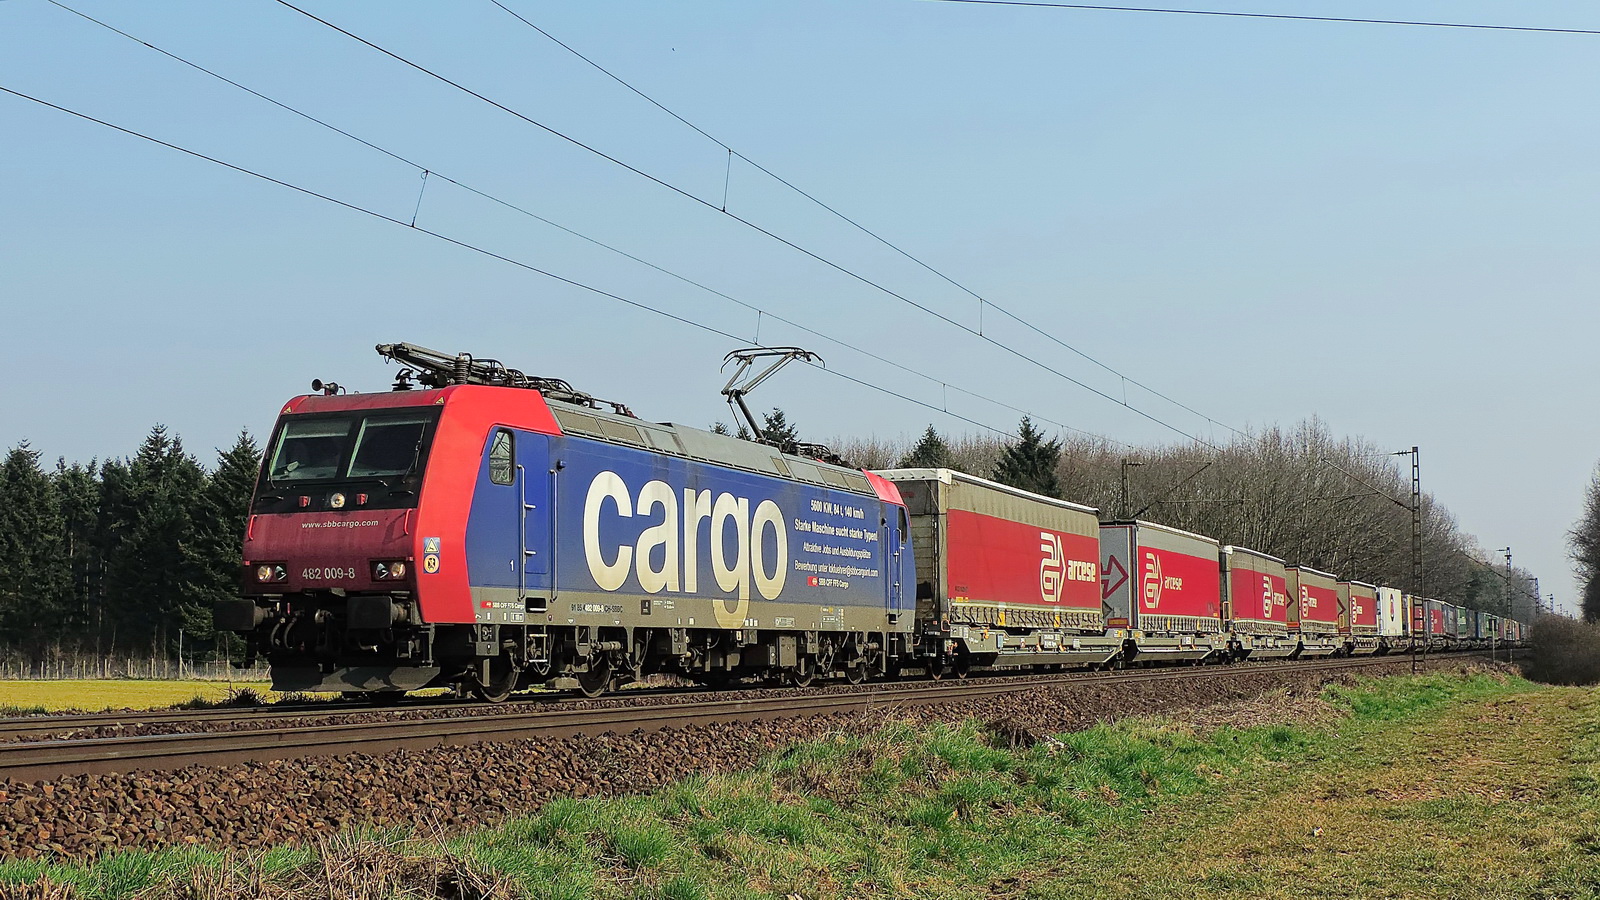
top-left (217, 380), bottom-right (558, 695)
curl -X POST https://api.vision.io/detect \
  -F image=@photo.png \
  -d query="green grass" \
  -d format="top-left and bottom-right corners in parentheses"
top-left (3, 671), bottom-right (1582, 899)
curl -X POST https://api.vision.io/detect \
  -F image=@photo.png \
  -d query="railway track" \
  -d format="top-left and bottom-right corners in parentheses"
top-left (0, 649), bottom-right (1477, 742)
top-left (0, 652), bottom-right (1499, 784)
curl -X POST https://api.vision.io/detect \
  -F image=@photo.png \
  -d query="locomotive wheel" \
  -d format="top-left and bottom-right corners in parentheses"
top-left (575, 657), bottom-right (612, 698)
top-left (787, 656), bottom-right (817, 688)
top-left (471, 655), bottom-right (521, 703)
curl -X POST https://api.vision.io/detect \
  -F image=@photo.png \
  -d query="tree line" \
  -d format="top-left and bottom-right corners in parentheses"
top-left (0, 411), bottom-right (1550, 663)
top-left (0, 427), bottom-right (260, 663)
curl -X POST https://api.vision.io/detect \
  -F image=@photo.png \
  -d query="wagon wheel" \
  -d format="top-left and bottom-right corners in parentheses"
top-left (951, 652), bottom-right (971, 679)
top-left (926, 656), bottom-right (946, 681)
top-left (470, 654), bottom-right (521, 703)
top-left (574, 656), bottom-right (612, 699)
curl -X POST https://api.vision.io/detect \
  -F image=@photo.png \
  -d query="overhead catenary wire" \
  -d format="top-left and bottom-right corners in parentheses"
top-left (45, 0), bottom-right (1127, 449)
top-left (913, 0), bottom-right (1600, 36)
top-left (0, 81), bottom-right (1047, 444)
top-left (486, 0), bottom-right (1243, 440)
top-left (270, 0), bottom-right (1223, 448)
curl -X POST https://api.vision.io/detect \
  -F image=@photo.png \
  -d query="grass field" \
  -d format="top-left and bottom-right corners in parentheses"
top-left (7, 669), bottom-right (1595, 899)
top-left (0, 680), bottom-right (278, 713)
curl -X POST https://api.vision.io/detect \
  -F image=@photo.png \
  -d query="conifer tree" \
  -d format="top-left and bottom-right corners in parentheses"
top-left (185, 431), bottom-right (261, 644)
top-left (992, 417), bottom-right (1063, 498)
top-left (761, 408), bottom-right (800, 455)
top-left (0, 443), bottom-right (69, 654)
top-left (899, 425), bottom-right (953, 469)
top-left (104, 426), bottom-right (206, 654)
top-left (54, 458), bottom-right (101, 639)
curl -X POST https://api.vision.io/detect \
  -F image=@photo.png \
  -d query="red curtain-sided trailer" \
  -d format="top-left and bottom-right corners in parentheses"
top-left (883, 468), bottom-right (1123, 671)
top-left (1337, 580), bottom-right (1380, 655)
top-left (1099, 520), bottom-right (1225, 661)
top-left (1219, 545), bottom-right (1296, 659)
top-left (1286, 566), bottom-right (1340, 657)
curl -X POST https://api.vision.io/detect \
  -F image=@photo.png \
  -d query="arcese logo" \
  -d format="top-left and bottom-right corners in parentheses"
top-left (1039, 531), bottom-right (1096, 604)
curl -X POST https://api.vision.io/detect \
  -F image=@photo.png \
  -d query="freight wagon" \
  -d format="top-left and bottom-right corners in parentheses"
top-left (1219, 545), bottom-right (1295, 659)
top-left (1376, 586), bottom-right (1408, 653)
top-left (1099, 520), bottom-right (1226, 661)
top-left (883, 468), bottom-right (1120, 674)
top-left (1337, 580), bottom-right (1379, 655)
top-left (1287, 566), bottom-right (1340, 657)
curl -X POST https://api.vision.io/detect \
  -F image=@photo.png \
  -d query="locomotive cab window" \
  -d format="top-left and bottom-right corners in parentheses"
top-left (898, 507), bottom-right (908, 542)
top-left (349, 415), bottom-right (432, 478)
top-left (489, 430), bottom-right (514, 485)
top-left (268, 419), bottom-right (351, 482)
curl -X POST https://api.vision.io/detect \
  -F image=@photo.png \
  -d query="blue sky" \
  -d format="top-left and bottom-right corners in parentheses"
top-left (2, 1), bottom-right (1595, 611)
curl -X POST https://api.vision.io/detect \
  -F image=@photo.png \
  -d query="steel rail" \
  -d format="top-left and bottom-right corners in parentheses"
top-left (0, 653), bottom-right (1493, 784)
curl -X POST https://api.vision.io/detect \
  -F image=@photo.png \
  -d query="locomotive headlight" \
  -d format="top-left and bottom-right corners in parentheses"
top-left (329, 492), bottom-right (346, 509)
top-left (252, 563), bottom-right (288, 583)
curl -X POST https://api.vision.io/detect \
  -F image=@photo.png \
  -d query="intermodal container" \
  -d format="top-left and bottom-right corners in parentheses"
top-left (1377, 587), bottom-right (1407, 638)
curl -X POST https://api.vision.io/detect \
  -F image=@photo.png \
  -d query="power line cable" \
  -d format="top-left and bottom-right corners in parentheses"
top-left (0, 80), bottom-right (1049, 444)
top-left (913, 0), bottom-right (1600, 36)
top-left (271, 0), bottom-right (1221, 447)
top-left (46, 0), bottom-right (1127, 448)
top-left (486, 0), bottom-right (1242, 439)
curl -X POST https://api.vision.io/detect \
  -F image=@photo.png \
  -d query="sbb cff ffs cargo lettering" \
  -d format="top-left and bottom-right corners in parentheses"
top-left (214, 343), bottom-right (1522, 701)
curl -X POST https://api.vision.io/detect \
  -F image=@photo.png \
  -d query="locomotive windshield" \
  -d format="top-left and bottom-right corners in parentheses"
top-left (256, 409), bottom-right (440, 511)
top-left (269, 419), bottom-right (351, 482)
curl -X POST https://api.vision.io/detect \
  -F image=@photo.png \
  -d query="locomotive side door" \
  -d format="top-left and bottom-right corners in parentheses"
top-left (514, 432), bottom-right (551, 598)
top-left (887, 505), bottom-right (906, 624)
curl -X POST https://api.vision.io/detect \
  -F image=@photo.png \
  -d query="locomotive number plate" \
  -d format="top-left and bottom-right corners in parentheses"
top-left (301, 566), bottom-right (357, 581)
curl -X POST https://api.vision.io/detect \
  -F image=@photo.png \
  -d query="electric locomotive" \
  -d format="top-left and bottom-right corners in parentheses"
top-left (215, 343), bottom-right (917, 699)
